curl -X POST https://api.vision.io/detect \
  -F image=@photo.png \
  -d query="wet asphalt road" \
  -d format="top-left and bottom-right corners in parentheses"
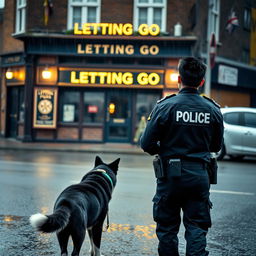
top-left (0, 150), bottom-right (255, 256)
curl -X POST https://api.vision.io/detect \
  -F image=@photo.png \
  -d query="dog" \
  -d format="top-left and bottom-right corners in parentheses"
top-left (29, 156), bottom-right (120, 256)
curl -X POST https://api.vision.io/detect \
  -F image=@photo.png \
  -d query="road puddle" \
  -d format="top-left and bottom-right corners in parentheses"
top-left (106, 223), bottom-right (157, 239)
top-left (0, 214), bottom-right (23, 228)
top-left (0, 214), bottom-right (158, 255)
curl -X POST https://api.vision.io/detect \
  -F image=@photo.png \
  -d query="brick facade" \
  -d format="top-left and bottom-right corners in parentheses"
top-left (1, 0), bottom-right (256, 142)
top-left (1, 0), bottom-right (23, 53)
top-left (101, 0), bottom-right (133, 24)
top-left (217, 0), bottom-right (253, 62)
top-left (1, 0), bottom-right (256, 61)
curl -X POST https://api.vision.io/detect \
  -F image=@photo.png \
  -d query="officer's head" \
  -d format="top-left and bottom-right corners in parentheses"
top-left (178, 57), bottom-right (206, 88)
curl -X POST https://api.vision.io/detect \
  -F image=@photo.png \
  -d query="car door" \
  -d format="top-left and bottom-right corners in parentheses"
top-left (241, 112), bottom-right (256, 155)
top-left (223, 112), bottom-right (243, 154)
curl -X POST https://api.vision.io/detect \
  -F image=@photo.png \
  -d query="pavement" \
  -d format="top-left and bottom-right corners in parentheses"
top-left (0, 137), bottom-right (145, 155)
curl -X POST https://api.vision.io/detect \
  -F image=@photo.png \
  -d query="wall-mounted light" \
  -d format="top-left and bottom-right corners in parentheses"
top-left (165, 69), bottom-right (179, 89)
top-left (42, 67), bottom-right (52, 79)
top-left (108, 103), bottom-right (115, 114)
top-left (37, 66), bottom-right (57, 85)
top-left (170, 72), bottom-right (179, 82)
top-left (6, 69), bottom-right (14, 80)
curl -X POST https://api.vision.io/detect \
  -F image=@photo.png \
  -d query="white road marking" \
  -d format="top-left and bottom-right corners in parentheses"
top-left (210, 189), bottom-right (254, 196)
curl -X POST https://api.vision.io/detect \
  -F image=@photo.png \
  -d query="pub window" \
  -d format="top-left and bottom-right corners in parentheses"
top-left (58, 91), bottom-right (80, 123)
top-left (134, 0), bottom-right (167, 32)
top-left (244, 8), bottom-right (251, 30)
top-left (67, 0), bottom-right (101, 30)
top-left (15, 0), bottom-right (26, 34)
top-left (83, 92), bottom-right (104, 124)
top-left (135, 92), bottom-right (160, 124)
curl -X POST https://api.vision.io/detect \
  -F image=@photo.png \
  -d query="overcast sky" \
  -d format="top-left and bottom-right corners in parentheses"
top-left (0, 0), bottom-right (4, 8)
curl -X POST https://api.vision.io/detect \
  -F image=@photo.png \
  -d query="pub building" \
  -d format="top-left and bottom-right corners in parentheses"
top-left (2, 22), bottom-right (196, 143)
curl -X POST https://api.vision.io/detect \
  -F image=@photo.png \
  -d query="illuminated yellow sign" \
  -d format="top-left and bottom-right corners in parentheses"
top-left (69, 71), bottom-right (161, 86)
top-left (74, 23), bottom-right (160, 36)
top-left (77, 43), bottom-right (159, 56)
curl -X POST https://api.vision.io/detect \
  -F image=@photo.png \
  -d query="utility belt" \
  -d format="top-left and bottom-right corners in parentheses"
top-left (153, 156), bottom-right (217, 184)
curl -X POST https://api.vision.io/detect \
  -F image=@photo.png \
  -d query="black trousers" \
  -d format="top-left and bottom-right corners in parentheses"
top-left (152, 162), bottom-right (212, 256)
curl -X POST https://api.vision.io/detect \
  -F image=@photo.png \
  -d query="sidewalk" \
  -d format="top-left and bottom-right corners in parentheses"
top-left (0, 137), bottom-right (144, 155)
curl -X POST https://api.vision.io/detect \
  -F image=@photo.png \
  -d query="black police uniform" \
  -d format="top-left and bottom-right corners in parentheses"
top-left (140, 87), bottom-right (224, 256)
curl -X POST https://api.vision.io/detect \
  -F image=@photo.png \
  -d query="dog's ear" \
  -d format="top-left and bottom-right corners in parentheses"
top-left (108, 158), bottom-right (120, 174)
top-left (95, 155), bottom-right (103, 167)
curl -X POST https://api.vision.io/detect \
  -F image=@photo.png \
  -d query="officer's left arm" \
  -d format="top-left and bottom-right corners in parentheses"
top-left (140, 105), bottom-right (162, 155)
top-left (210, 110), bottom-right (224, 152)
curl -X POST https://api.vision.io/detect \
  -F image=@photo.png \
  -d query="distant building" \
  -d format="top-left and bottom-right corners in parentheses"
top-left (193, 0), bottom-right (256, 108)
top-left (0, 0), bottom-right (255, 143)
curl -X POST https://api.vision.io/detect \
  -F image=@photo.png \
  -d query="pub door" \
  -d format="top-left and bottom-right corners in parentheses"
top-left (6, 87), bottom-right (19, 138)
top-left (105, 89), bottom-right (132, 142)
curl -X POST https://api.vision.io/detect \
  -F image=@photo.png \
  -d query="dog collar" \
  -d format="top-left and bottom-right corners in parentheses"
top-left (95, 169), bottom-right (114, 188)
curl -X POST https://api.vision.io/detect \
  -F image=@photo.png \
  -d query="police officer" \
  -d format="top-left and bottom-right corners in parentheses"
top-left (140, 57), bottom-right (224, 256)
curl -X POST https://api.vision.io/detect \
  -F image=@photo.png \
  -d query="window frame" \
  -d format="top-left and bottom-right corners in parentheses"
top-left (58, 90), bottom-right (80, 124)
top-left (243, 112), bottom-right (256, 128)
top-left (83, 91), bottom-right (105, 125)
top-left (243, 8), bottom-right (251, 31)
top-left (133, 0), bottom-right (167, 32)
top-left (67, 0), bottom-right (101, 30)
top-left (15, 0), bottom-right (26, 34)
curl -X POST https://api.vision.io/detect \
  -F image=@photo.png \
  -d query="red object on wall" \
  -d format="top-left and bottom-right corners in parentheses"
top-left (88, 105), bottom-right (98, 113)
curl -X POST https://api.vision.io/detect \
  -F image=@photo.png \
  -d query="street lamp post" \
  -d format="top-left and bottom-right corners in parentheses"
top-left (205, 0), bottom-right (216, 97)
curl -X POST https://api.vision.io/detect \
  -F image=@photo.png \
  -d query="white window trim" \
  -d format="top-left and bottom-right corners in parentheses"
top-left (15, 0), bottom-right (26, 34)
top-left (67, 0), bottom-right (101, 30)
top-left (133, 0), bottom-right (167, 32)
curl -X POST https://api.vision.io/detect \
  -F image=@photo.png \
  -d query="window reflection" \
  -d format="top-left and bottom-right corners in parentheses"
top-left (135, 92), bottom-right (160, 124)
top-left (84, 92), bottom-right (104, 124)
top-left (59, 91), bottom-right (79, 123)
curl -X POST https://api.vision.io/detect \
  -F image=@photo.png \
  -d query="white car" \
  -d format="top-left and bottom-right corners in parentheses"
top-left (217, 107), bottom-right (256, 160)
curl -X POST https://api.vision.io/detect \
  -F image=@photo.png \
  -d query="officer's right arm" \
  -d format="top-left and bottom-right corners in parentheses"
top-left (140, 105), bottom-right (161, 155)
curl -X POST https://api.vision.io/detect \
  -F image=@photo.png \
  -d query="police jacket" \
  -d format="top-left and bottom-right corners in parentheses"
top-left (140, 87), bottom-right (224, 162)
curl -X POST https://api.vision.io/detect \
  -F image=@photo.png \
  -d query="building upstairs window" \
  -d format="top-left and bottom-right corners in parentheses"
top-left (68, 0), bottom-right (101, 30)
top-left (15, 0), bottom-right (26, 34)
top-left (134, 0), bottom-right (167, 32)
top-left (244, 8), bottom-right (251, 31)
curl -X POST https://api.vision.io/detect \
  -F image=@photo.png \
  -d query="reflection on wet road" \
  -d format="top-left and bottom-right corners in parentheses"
top-left (0, 151), bottom-right (256, 255)
top-left (0, 214), bottom-right (158, 256)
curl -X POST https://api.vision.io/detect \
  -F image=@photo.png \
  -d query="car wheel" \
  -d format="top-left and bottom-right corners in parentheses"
top-left (217, 144), bottom-right (226, 160)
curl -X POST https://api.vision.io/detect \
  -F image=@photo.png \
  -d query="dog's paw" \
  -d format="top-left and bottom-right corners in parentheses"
top-left (89, 251), bottom-right (104, 256)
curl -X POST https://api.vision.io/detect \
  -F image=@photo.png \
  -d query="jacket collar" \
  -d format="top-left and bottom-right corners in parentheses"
top-left (179, 87), bottom-right (199, 94)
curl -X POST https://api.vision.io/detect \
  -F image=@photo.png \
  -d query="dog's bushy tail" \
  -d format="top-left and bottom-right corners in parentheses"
top-left (29, 206), bottom-right (71, 233)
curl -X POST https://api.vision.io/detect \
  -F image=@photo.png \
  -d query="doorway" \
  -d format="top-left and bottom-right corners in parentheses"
top-left (6, 87), bottom-right (21, 138)
top-left (105, 89), bottom-right (132, 142)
